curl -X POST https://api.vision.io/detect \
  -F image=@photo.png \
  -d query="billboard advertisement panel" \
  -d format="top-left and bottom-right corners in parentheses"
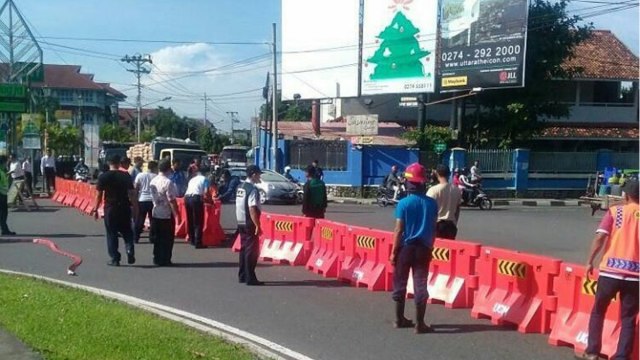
top-left (281, 0), bottom-right (360, 100)
top-left (361, 0), bottom-right (438, 95)
top-left (439, 0), bottom-right (529, 91)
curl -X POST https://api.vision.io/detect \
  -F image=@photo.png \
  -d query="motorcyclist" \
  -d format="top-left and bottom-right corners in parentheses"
top-left (284, 166), bottom-right (298, 183)
top-left (385, 165), bottom-right (403, 201)
top-left (74, 158), bottom-right (90, 181)
top-left (217, 170), bottom-right (240, 203)
top-left (458, 168), bottom-right (477, 204)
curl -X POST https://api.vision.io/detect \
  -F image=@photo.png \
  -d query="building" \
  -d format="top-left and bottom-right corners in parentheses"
top-left (118, 108), bottom-right (157, 130)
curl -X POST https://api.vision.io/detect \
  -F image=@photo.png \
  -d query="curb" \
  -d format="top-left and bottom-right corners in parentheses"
top-left (329, 198), bottom-right (587, 207)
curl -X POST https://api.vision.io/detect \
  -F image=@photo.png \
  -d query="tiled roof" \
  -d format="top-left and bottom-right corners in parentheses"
top-left (26, 64), bottom-right (126, 98)
top-left (119, 108), bottom-right (157, 122)
top-left (564, 30), bottom-right (639, 81)
top-left (538, 126), bottom-right (639, 140)
top-left (276, 120), bottom-right (411, 146)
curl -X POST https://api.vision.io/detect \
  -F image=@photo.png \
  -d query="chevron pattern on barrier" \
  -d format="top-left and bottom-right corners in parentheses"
top-left (274, 221), bottom-right (293, 232)
top-left (582, 278), bottom-right (597, 296)
top-left (356, 235), bottom-right (375, 249)
top-left (432, 247), bottom-right (450, 261)
top-left (321, 227), bottom-right (333, 241)
top-left (497, 259), bottom-right (526, 278)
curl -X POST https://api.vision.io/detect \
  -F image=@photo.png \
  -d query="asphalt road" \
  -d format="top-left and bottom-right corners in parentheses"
top-left (0, 201), bottom-right (600, 360)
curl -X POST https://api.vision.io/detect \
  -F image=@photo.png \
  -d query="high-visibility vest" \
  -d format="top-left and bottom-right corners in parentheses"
top-left (599, 203), bottom-right (640, 277)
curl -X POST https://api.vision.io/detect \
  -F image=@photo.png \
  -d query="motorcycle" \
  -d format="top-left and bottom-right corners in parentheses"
top-left (376, 183), bottom-right (406, 207)
top-left (74, 167), bottom-right (90, 182)
top-left (461, 185), bottom-right (493, 210)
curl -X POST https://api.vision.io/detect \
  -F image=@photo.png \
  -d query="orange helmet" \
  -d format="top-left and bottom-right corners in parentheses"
top-left (404, 162), bottom-right (427, 184)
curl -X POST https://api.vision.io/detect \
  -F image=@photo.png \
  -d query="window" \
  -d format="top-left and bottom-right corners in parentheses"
top-left (58, 90), bottom-right (73, 103)
top-left (289, 140), bottom-right (348, 171)
top-left (79, 90), bottom-right (95, 103)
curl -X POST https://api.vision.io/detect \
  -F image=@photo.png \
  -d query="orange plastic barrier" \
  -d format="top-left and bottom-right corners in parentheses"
top-left (305, 220), bottom-right (346, 278)
top-left (471, 247), bottom-right (560, 333)
top-left (406, 238), bottom-right (481, 308)
top-left (201, 201), bottom-right (225, 247)
top-left (338, 225), bottom-right (393, 291)
top-left (63, 180), bottom-right (77, 207)
top-left (548, 263), bottom-right (639, 358)
top-left (174, 198), bottom-right (188, 238)
top-left (231, 215), bottom-right (270, 252)
top-left (52, 178), bottom-right (67, 203)
top-left (258, 213), bottom-right (315, 266)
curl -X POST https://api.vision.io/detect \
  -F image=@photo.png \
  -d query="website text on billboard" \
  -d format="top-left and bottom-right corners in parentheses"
top-left (439, 0), bottom-right (529, 91)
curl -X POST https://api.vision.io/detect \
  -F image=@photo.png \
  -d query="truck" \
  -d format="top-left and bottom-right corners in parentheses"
top-left (220, 145), bottom-right (250, 168)
top-left (98, 141), bottom-right (136, 173)
top-left (127, 137), bottom-right (210, 172)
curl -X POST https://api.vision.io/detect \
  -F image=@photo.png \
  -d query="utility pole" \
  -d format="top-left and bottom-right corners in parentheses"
top-left (226, 111), bottom-right (238, 144)
top-left (271, 22), bottom-right (279, 172)
top-left (202, 92), bottom-right (210, 126)
top-left (121, 54), bottom-right (152, 142)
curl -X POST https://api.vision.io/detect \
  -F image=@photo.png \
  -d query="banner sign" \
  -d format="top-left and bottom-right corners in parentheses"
top-left (439, 0), bottom-right (529, 91)
top-left (346, 114), bottom-right (378, 136)
top-left (361, 0), bottom-right (438, 95)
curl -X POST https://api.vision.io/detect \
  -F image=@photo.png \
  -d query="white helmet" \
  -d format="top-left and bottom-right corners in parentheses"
top-left (284, 166), bottom-right (291, 172)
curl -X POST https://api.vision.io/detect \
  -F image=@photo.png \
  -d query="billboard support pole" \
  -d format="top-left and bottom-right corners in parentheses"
top-left (271, 22), bottom-right (278, 173)
top-left (357, 0), bottom-right (364, 97)
top-left (417, 93), bottom-right (426, 132)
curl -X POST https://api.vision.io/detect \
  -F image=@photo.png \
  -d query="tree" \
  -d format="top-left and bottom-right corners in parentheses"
top-left (402, 125), bottom-right (452, 151)
top-left (46, 123), bottom-right (80, 155)
top-left (282, 101), bottom-right (311, 121)
top-left (367, 11), bottom-right (431, 80)
top-left (465, 0), bottom-right (592, 149)
top-left (100, 123), bottom-right (133, 143)
top-left (197, 126), bottom-right (215, 153)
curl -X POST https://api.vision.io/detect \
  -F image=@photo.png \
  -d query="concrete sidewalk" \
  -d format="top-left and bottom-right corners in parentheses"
top-left (329, 196), bottom-right (588, 206)
top-left (0, 329), bottom-right (42, 360)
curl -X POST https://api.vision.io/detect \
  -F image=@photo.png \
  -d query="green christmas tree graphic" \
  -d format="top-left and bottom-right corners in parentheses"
top-left (367, 11), bottom-right (431, 80)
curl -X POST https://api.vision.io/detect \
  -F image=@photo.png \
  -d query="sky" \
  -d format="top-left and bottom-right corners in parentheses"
top-left (8, 0), bottom-right (639, 134)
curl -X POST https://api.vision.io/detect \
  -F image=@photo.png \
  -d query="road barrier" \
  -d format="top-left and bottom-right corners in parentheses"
top-left (338, 225), bottom-right (392, 291)
top-left (258, 214), bottom-right (314, 266)
top-left (471, 247), bottom-right (561, 333)
top-left (305, 220), bottom-right (346, 278)
top-left (202, 201), bottom-right (226, 247)
top-left (548, 263), bottom-right (639, 359)
top-left (174, 198), bottom-right (188, 238)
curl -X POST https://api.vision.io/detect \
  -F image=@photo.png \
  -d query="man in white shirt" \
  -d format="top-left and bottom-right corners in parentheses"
top-left (184, 167), bottom-right (209, 249)
top-left (236, 165), bottom-right (264, 286)
top-left (8, 154), bottom-right (24, 181)
top-left (22, 157), bottom-right (33, 196)
top-left (149, 159), bottom-right (181, 266)
top-left (133, 160), bottom-right (158, 243)
top-left (470, 160), bottom-right (482, 183)
top-left (40, 150), bottom-right (56, 194)
top-left (427, 165), bottom-right (462, 240)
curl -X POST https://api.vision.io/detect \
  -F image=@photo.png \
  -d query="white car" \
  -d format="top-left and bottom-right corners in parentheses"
top-left (228, 168), bottom-right (299, 204)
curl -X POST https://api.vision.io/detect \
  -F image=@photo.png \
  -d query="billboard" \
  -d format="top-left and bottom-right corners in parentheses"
top-left (361, 0), bottom-right (438, 95)
top-left (439, 0), bottom-right (529, 91)
top-left (281, 0), bottom-right (360, 100)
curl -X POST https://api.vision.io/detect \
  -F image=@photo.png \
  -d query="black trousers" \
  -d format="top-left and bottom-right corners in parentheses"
top-left (436, 220), bottom-right (458, 240)
top-left (134, 201), bottom-right (153, 242)
top-left (151, 217), bottom-right (175, 266)
top-left (238, 225), bottom-right (260, 283)
top-left (185, 195), bottom-right (204, 247)
top-left (0, 193), bottom-right (10, 233)
top-left (24, 172), bottom-right (33, 195)
top-left (44, 167), bottom-right (55, 193)
top-left (587, 276), bottom-right (639, 359)
top-left (103, 205), bottom-right (134, 262)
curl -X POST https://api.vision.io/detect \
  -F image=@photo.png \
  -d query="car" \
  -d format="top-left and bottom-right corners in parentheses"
top-left (228, 167), bottom-right (299, 204)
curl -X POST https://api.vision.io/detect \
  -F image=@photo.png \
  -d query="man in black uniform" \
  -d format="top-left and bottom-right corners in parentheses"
top-left (236, 165), bottom-right (264, 286)
top-left (91, 154), bottom-right (138, 266)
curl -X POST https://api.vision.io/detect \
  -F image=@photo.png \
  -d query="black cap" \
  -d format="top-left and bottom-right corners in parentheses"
top-left (246, 165), bottom-right (262, 177)
top-left (435, 164), bottom-right (450, 178)
top-left (621, 179), bottom-right (639, 201)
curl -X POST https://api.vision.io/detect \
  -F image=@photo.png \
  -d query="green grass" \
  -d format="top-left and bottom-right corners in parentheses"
top-left (0, 273), bottom-right (258, 360)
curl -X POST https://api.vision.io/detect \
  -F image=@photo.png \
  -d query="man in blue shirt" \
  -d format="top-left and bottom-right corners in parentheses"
top-left (169, 158), bottom-right (187, 197)
top-left (390, 162), bottom-right (438, 334)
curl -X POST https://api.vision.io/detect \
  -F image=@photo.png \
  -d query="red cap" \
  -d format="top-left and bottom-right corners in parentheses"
top-left (404, 162), bottom-right (427, 184)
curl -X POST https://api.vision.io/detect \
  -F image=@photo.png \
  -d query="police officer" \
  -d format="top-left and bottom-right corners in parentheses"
top-left (236, 165), bottom-right (264, 286)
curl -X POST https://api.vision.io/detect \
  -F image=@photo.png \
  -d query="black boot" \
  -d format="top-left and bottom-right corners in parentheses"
top-left (393, 300), bottom-right (414, 328)
top-left (415, 302), bottom-right (432, 334)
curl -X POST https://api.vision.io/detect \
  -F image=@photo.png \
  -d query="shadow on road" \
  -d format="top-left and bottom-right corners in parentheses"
top-left (11, 208), bottom-right (59, 213)
top-left (14, 233), bottom-right (101, 238)
top-left (431, 323), bottom-right (516, 333)
top-left (262, 279), bottom-right (348, 288)
top-left (131, 262), bottom-right (273, 269)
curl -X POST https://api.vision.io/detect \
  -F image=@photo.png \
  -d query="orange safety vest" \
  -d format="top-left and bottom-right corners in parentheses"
top-left (599, 203), bottom-right (640, 277)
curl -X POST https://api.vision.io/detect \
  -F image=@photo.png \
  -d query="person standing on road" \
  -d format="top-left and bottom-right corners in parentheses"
top-left (427, 165), bottom-right (462, 240)
top-left (170, 158), bottom-right (187, 197)
top-left (133, 160), bottom-right (158, 243)
top-left (22, 156), bottom-right (33, 196)
top-left (302, 165), bottom-right (327, 219)
top-left (389, 162), bottom-right (438, 334)
top-left (130, 156), bottom-right (144, 181)
top-left (188, 157), bottom-right (201, 180)
top-left (184, 166), bottom-right (209, 249)
top-left (40, 150), bottom-right (56, 194)
top-left (0, 156), bottom-right (15, 235)
top-left (236, 165), bottom-right (264, 286)
top-left (91, 155), bottom-right (138, 267)
top-left (119, 157), bottom-right (132, 174)
top-left (311, 160), bottom-right (324, 180)
top-left (580, 179), bottom-right (639, 360)
top-left (149, 159), bottom-right (181, 266)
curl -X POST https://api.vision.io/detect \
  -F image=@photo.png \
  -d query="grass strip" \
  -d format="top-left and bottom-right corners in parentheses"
top-left (0, 273), bottom-right (258, 360)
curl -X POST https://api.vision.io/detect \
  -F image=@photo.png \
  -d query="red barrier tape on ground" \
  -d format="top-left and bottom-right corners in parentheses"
top-left (338, 225), bottom-right (392, 291)
top-left (0, 237), bottom-right (82, 275)
top-left (548, 263), bottom-right (639, 358)
top-left (305, 220), bottom-right (346, 278)
top-left (471, 247), bottom-right (560, 333)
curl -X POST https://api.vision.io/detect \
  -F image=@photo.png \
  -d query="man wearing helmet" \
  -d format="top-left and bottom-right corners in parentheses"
top-left (389, 162), bottom-right (438, 334)
top-left (283, 166), bottom-right (297, 183)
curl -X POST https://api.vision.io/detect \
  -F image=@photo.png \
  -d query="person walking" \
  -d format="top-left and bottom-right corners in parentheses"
top-left (40, 150), bottom-right (56, 194)
top-left (130, 156), bottom-right (144, 181)
top-left (149, 159), bottom-right (181, 266)
top-left (580, 179), bottom-right (639, 360)
top-left (8, 154), bottom-right (24, 202)
top-left (133, 160), bottom-right (158, 243)
top-left (236, 165), bottom-right (264, 286)
top-left (0, 156), bottom-right (15, 235)
top-left (91, 155), bottom-right (138, 267)
top-left (22, 156), bottom-right (33, 196)
top-left (389, 162), bottom-right (438, 334)
top-left (302, 165), bottom-right (328, 219)
top-left (184, 167), bottom-right (209, 249)
top-left (427, 165), bottom-right (462, 240)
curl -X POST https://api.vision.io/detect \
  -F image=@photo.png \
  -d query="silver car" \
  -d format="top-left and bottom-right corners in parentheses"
top-left (228, 168), bottom-right (299, 204)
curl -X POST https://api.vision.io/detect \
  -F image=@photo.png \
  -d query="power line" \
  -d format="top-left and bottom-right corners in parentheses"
top-left (121, 54), bottom-right (152, 142)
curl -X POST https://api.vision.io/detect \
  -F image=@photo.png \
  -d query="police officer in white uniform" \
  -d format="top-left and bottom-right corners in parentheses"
top-left (236, 165), bottom-right (264, 286)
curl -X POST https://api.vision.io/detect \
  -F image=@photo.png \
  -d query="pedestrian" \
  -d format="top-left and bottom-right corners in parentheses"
top-left (133, 160), bottom-right (158, 243)
top-left (389, 162), bottom-right (438, 334)
top-left (22, 156), bottom-right (33, 196)
top-left (236, 164), bottom-right (264, 286)
top-left (130, 156), bottom-right (144, 181)
top-left (90, 154), bottom-right (138, 267)
top-left (0, 156), bottom-right (15, 235)
top-left (170, 158), bottom-right (187, 197)
top-left (184, 166), bottom-right (209, 249)
top-left (217, 170), bottom-right (240, 203)
top-left (580, 179), bottom-right (639, 360)
top-left (120, 157), bottom-right (131, 174)
top-left (40, 149), bottom-right (56, 194)
top-left (149, 159), bottom-right (181, 266)
top-left (311, 159), bottom-right (324, 180)
top-left (302, 165), bottom-right (327, 219)
top-left (8, 154), bottom-right (24, 198)
top-left (188, 157), bottom-right (201, 179)
top-left (427, 165), bottom-right (462, 240)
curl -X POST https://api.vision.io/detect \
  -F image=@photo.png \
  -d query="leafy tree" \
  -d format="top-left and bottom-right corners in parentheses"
top-left (463, 0), bottom-right (592, 149)
top-left (211, 133), bottom-right (231, 154)
top-left (46, 123), bottom-right (81, 155)
top-left (402, 125), bottom-right (453, 151)
top-left (197, 126), bottom-right (215, 153)
top-left (100, 123), bottom-right (133, 143)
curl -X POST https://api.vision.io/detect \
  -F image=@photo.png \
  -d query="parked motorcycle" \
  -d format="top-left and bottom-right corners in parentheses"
top-left (461, 185), bottom-right (493, 210)
top-left (376, 183), bottom-right (406, 207)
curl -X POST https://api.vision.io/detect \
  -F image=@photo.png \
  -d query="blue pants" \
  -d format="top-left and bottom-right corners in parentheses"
top-left (103, 205), bottom-right (134, 262)
top-left (238, 226), bottom-right (260, 283)
top-left (587, 276), bottom-right (639, 359)
top-left (392, 244), bottom-right (432, 304)
top-left (185, 195), bottom-right (204, 247)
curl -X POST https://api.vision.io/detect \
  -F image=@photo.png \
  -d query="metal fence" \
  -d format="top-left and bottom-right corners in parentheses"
top-left (419, 151), bottom-right (446, 168)
top-left (467, 149), bottom-right (514, 172)
top-left (529, 152), bottom-right (598, 173)
top-left (611, 152), bottom-right (639, 170)
top-left (289, 140), bottom-right (348, 171)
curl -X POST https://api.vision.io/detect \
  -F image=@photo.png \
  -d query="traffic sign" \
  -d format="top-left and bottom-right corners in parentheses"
top-left (434, 141), bottom-right (446, 154)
